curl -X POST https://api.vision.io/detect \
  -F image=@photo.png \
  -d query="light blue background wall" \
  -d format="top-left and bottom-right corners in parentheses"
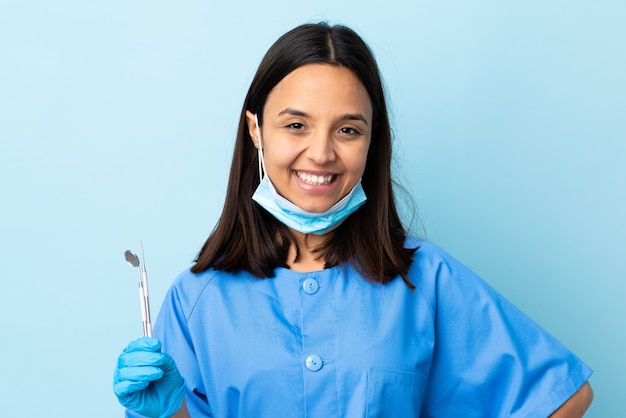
top-left (1, 1), bottom-right (623, 416)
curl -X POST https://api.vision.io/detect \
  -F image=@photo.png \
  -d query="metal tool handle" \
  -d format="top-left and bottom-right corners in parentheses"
top-left (140, 269), bottom-right (152, 337)
top-left (140, 243), bottom-right (152, 337)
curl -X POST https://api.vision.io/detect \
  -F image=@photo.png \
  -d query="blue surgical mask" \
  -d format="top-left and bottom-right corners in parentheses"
top-left (251, 114), bottom-right (367, 235)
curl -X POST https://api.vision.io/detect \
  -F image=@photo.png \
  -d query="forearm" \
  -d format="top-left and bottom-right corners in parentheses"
top-left (549, 381), bottom-right (593, 417)
top-left (170, 399), bottom-right (191, 418)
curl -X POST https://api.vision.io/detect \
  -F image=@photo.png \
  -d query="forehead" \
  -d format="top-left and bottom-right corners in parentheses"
top-left (264, 64), bottom-right (373, 118)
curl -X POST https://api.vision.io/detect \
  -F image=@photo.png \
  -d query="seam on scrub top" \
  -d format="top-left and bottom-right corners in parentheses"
top-left (413, 277), bottom-right (436, 322)
top-left (184, 269), bottom-right (220, 323)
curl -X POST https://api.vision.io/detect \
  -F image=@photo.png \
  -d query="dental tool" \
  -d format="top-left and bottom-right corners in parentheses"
top-left (124, 243), bottom-right (153, 337)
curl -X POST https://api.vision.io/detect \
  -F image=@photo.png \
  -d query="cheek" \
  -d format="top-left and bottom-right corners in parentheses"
top-left (349, 145), bottom-right (370, 175)
top-left (262, 145), bottom-right (294, 173)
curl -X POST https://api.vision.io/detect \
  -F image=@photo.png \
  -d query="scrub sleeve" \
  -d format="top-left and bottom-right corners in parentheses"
top-left (412, 240), bottom-right (592, 417)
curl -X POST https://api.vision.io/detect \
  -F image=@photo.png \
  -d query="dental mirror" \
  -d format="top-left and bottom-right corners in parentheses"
top-left (124, 250), bottom-right (140, 268)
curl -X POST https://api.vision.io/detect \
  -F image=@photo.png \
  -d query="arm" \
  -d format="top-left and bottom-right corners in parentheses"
top-left (549, 381), bottom-right (593, 417)
top-left (171, 398), bottom-right (191, 418)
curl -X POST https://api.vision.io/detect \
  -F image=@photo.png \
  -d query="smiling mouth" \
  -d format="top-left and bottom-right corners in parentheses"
top-left (295, 171), bottom-right (337, 185)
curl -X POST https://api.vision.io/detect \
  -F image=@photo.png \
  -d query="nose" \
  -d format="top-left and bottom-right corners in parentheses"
top-left (305, 132), bottom-right (336, 165)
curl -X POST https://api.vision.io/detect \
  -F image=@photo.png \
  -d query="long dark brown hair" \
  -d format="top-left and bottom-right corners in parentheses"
top-left (192, 22), bottom-right (417, 289)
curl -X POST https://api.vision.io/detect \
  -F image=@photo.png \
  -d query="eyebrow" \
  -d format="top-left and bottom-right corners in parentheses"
top-left (277, 108), bottom-right (369, 126)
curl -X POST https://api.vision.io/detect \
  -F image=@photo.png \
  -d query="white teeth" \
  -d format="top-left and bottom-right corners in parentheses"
top-left (296, 171), bottom-right (334, 185)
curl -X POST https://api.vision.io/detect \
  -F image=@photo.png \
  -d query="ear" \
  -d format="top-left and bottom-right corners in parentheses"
top-left (245, 110), bottom-right (260, 149)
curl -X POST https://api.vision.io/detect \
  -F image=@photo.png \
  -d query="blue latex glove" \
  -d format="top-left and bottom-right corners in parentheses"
top-left (113, 337), bottom-right (185, 418)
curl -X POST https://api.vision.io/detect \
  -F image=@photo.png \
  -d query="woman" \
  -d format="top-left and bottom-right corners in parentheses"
top-left (114, 23), bottom-right (593, 417)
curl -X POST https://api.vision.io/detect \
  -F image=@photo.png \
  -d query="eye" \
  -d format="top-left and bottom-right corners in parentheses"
top-left (286, 123), bottom-right (305, 130)
top-left (339, 127), bottom-right (361, 135)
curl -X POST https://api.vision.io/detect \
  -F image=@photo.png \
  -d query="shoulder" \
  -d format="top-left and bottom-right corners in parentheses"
top-left (404, 237), bottom-right (500, 310)
top-left (170, 266), bottom-right (218, 295)
top-left (165, 267), bottom-right (241, 320)
top-left (404, 236), bottom-right (470, 279)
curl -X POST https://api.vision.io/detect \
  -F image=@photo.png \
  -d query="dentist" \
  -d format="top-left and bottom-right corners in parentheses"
top-left (114, 22), bottom-right (593, 418)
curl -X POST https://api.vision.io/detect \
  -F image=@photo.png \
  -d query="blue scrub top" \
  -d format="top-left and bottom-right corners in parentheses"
top-left (127, 238), bottom-right (591, 417)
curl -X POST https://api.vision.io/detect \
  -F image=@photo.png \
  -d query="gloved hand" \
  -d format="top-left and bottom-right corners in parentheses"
top-left (113, 337), bottom-right (185, 418)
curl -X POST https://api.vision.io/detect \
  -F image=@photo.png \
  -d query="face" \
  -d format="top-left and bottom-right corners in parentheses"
top-left (246, 64), bottom-right (372, 213)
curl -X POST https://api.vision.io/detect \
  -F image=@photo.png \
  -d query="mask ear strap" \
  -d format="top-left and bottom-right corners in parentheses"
top-left (255, 114), bottom-right (267, 183)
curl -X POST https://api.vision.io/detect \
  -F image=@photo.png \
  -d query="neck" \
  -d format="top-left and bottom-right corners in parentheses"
top-left (287, 230), bottom-right (327, 272)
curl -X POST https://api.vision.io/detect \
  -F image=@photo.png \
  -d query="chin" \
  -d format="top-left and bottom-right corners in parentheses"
top-left (298, 201), bottom-right (334, 213)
